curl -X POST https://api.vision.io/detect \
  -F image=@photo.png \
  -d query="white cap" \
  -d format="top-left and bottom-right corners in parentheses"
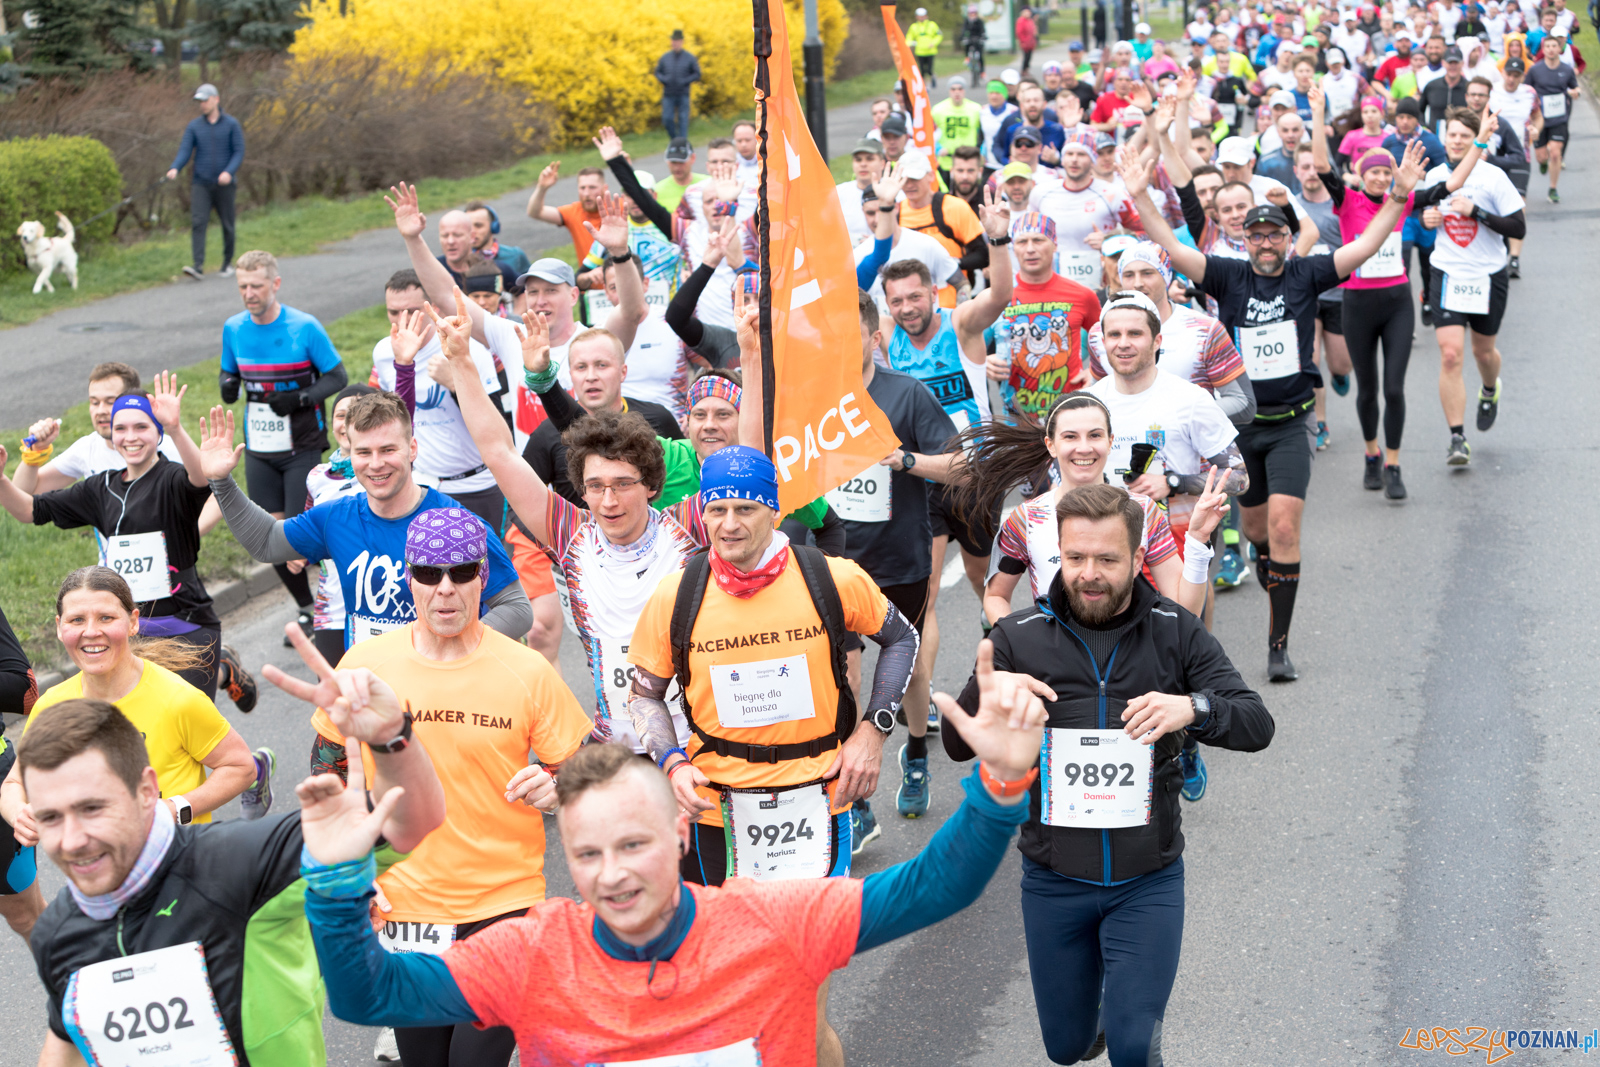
top-left (1326, 45), bottom-right (1347, 65)
top-left (1269, 88), bottom-right (1298, 109)
top-left (193, 83), bottom-right (218, 101)
top-left (1216, 136), bottom-right (1255, 166)
top-left (916, 6), bottom-right (928, 14)
top-left (1001, 67), bottom-right (1021, 85)
top-left (1136, 21), bottom-right (1152, 33)
top-left (632, 169), bottom-right (657, 192)
top-left (896, 151), bottom-right (934, 181)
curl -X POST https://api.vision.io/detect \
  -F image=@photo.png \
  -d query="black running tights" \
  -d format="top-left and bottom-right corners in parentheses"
top-left (1343, 283), bottom-right (1415, 451)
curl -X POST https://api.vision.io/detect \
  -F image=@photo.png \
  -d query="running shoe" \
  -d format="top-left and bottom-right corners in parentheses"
top-left (182, 265), bottom-right (203, 280)
top-left (374, 1027), bottom-right (401, 1062)
top-left (1420, 303), bottom-right (1434, 327)
top-left (1331, 373), bottom-right (1350, 396)
top-left (284, 610), bottom-right (314, 648)
top-left (240, 748), bottom-right (275, 821)
top-left (897, 744), bottom-right (931, 818)
top-left (1213, 548), bottom-right (1250, 589)
top-left (1363, 453), bottom-right (1383, 490)
top-left (1246, 541), bottom-right (1258, 562)
top-left (1179, 737), bottom-right (1207, 802)
top-left (1476, 378), bottom-right (1501, 432)
top-left (1314, 421), bottom-right (1330, 451)
top-left (218, 645), bottom-right (257, 712)
top-left (851, 798), bottom-right (881, 855)
top-left (926, 701), bottom-right (941, 733)
top-left (1508, 255), bottom-right (1520, 279)
top-left (1446, 433), bottom-right (1471, 466)
top-left (219, 263), bottom-right (235, 277)
top-left (1268, 646), bottom-right (1299, 682)
top-left (1549, 188), bottom-right (1561, 204)
top-left (1383, 464), bottom-right (1407, 500)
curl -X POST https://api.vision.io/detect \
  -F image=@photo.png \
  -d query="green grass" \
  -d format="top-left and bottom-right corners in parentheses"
top-left (0, 300), bottom-right (392, 668)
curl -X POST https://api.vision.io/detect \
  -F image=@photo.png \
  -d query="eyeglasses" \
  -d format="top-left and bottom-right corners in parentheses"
top-left (1245, 231), bottom-right (1289, 246)
top-left (410, 560), bottom-right (484, 586)
top-left (583, 477), bottom-right (644, 500)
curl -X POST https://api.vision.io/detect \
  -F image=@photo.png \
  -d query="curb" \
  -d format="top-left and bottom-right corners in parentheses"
top-left (32, 562), bottom-right (282, 691)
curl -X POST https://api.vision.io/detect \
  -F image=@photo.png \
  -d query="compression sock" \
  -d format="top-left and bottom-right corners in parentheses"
top-left (274, 563), bottom-right (314, 608)
top-left (1449, 424), bottom-right (1464, 437)
top-left (907, 732), bottom-right (928, 760)
top-left (1264, 560), bottom-right (1301, 651)
top-left (1251, 542), bottom-right (1271, 591)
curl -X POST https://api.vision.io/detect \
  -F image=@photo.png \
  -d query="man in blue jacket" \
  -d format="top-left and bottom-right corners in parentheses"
top-left (655, 30), bottom-right (702, 140)
top-left (167, 83), bottom-right (246, 280)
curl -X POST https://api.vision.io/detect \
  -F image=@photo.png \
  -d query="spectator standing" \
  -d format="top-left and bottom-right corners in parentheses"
top-left (1016, 6), bottom-right (1039, 74)
top-left (655, 30), bottom-right (702, 140)
top-left (167, 84), bottom-right (245, 280)
top-left (909, 8), bottom-right (945, 86)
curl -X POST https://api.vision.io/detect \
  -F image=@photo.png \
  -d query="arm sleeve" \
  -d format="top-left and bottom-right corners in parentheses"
top-left (209, 476), bottom-right (303, 561)
top-left (1176, 181), bottom-right (1209, 243)
top-left (304, 891), bottom-right (479, 1027)
top-left (395, 363), bottom-right (416, 420)
top-left (808, 503), bottom-right (847, 555)
top-left (535, 380), bottom-right (585, 432)
top-left (855, 770), bottom-right (1031, 952)
top-left (1474, 207), bottom-right (1526, 239)
top-left (481, 573), bottom-right (533, 640)
top-left (864, 602), bottom-right (920, 715)
top-left (1213, 372), bottom-right (1257, 424)
top-left (855, 236), bottom-right (894, 290)
top-left (665, 264), bottom-right (714, 348)
top-left (302, 362), bottom-right (349, 405)
top-left (1321, 171), bottom-right (1346, 210)
top-left (605, 156), bottom-right (674, 238)
top-left (0, 605), bottom-right (37, 718)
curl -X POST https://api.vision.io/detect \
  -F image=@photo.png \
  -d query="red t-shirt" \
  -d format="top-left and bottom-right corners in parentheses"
top-left (446, 878), bottom-right (863, 1064)
top-left (1374, 54), bottom-right (1410, 85)
top-left (1090, 91), bottom-right (1132, 126)
top-left (1000, 274), bottom-right (1102, 425)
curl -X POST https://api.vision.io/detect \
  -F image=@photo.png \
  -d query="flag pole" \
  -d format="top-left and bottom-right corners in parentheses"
top-left (752, 0), bottom-right (777, 455)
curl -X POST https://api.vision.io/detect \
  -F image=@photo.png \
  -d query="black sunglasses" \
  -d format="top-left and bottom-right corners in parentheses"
top-left (410, 560), bottom-right (484, 586)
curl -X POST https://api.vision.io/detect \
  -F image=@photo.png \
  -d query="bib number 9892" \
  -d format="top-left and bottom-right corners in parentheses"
top-left (103, 998), bottom-right (195, 1042)
top-left (1057, 762), bottom-right (1137, 788)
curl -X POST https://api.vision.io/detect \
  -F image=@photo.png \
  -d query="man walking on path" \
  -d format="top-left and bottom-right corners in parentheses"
top-left (168, 84), bottom-right (245, 280)
top-left (655, 30), bottom-right (702, 140)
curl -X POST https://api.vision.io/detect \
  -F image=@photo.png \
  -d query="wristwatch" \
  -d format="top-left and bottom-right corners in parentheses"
top-left (170, 795), bottom-right (192, 826)
top-left (1187, 693), bottom-right (1213, 732)
top-left (610, 250), bottom-right (634, 263)
top-left (987, 235), bottom-right (1012, 246)
top-left (902, 451), bottom-right (917, 471)
top-left (868, 708), bottom-right (896, 736)
top-left (374, 709), bottom-right (414, 754)
top-left (1165, 472), bottom-right (1185, 497)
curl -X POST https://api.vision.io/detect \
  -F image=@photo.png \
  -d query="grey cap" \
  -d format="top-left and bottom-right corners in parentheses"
top-left (948, 75), bottom-right (968, 88)
top-left (881, 114), bottom-right (910, 137)
top-left (194, 83), bottom-right (219, 101)
top-left (516, 258), bottom-right (577, 288)
top-left (852, 137), bottom-right (886, 156)
top-left (665, 137), bottom-right (693, 162)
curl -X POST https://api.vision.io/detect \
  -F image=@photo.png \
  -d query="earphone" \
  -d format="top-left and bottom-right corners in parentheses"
top-left (485, 204), bottom-right (502, 235)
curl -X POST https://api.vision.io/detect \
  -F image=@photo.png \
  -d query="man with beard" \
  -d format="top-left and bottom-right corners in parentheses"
top-left (996, 84), bottom-right (1067, 165)
top-left (944, 479), bottom-right (1273, 1067)
top-left (941, 144), bottom-right (994, 218)
top-left (1122, 141), bottom-right (1427, 681)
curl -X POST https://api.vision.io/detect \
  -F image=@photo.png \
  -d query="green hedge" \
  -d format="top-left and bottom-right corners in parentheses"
top-left (0, 135), bottom-right (123, 277)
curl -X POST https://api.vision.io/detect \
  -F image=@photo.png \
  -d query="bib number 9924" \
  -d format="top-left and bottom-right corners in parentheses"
top-left (745, 817), bottom-right (816, 849)
top-left (1057, 762), bottom-right (1137, 788)
top-left (103, 998), bottom-right (195, 1041)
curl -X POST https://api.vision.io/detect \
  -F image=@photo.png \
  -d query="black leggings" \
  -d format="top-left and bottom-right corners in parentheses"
top-left (1343, 284), bottom-right (1415, 451)
top-left (311, 628), bottom-right (346, 668)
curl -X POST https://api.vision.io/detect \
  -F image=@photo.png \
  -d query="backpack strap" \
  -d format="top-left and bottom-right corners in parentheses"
top-left (789, 544), bottom-right (858, 741)
top-left (669, 549), bottom-right (712, 708)
top-left (928, 192), bottom-right (959, 245)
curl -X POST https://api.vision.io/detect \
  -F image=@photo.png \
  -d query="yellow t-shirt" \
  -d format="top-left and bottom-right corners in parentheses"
top-left (311, 625), bottom-right (592, 924)
top-left (31, 662), bottom-right (231, 824)
top-left (628, 554), bottom-right (889, 826)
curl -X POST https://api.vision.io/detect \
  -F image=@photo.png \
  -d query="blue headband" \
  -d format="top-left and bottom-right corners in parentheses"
top-left (111, 394), bottom-right (163, 441)
top-left (699, 446), bottom-right (779, 511)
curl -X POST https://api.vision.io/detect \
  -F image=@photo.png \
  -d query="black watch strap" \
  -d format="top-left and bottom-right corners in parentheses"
top-left (375, 707), bottom-right (414, 754)
top-left (987, 235), bottom-right (1012, 246)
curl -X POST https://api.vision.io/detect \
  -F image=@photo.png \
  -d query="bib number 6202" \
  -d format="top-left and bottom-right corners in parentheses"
top-left (745, 817), bottom-right (816, 849)
top-left (1058, 761), bottom-right (1137, 787)
top-left (103, 998), bottom-right (194, 1041)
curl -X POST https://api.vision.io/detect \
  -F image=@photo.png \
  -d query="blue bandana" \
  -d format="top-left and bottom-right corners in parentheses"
top-left (111, 394), bottom-right (163, 441)
top-left (699, 446), bottom-right (779, 511)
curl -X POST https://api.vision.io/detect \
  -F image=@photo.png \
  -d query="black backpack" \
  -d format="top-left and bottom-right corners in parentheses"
top-left (668, 545), bottom-right (856, 765)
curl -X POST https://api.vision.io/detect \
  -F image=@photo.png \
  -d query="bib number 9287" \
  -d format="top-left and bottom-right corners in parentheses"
top-left (102, 998), bottom-right (195, 1042)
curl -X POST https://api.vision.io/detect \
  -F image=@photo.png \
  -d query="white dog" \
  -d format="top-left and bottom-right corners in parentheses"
top-left (16, 212), bottom-right (79, 294)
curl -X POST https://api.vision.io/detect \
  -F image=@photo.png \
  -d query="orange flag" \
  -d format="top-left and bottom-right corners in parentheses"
top-left (880, 4), bottom-right (938, 159)
top-left (754, 0), bottom-right (899, 516)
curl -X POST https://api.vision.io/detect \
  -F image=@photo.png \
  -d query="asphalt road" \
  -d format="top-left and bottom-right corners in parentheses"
top-left (0, 63), bottom-right (1595, 1067)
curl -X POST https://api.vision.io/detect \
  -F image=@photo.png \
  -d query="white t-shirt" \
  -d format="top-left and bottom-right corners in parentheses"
top-left (1419, 159), bottom-right (1524, 275)
top-left (1087, 368), bottom-right (1238, 488)
top-left (621, 316), bottom-right (691, 423)
top-left (49, 432), bottom-right (181, 481)
top-left (836, 179), bottom-right (875, 247)
top-left (1322, 68), bottom-right (1363, 115)
top-left (854, 229), bottom-right (961, 318)
top-left (735, 153), bottom-right (761, 188)
top-left (372, 334), bottom-right (507, 493)
top-left (1249, 173), bottom-right (1311, 222)
top-left (1029, 177), bottom-right (1130, 252)
top-left (1490, 83), bottom-right (1538, 134)
top-left (979, 103), bottom-right (1019, 168)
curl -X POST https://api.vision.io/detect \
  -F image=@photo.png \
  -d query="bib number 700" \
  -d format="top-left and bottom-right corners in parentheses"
top-left (102, 998), bottom-right (195, 1042)
top-left (1057, 761), bottom-right (1137, 788)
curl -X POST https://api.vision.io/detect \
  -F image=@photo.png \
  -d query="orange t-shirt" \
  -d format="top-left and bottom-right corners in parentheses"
top-left (311, 625), bottom-right (592, 923)
top-left (897, 194), bottom-right (983, 308)
top-left (445, 878), bottom-right (862, 1065)
top-left (558, 200), bottom-right (602, 263)
top-left (628, 554), bottom-right (889, 826)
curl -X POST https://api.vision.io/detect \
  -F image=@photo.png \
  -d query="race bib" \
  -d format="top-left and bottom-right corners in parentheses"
top-left (723, 782), bottom-right (833, 880)
top-left (709, 654), bottom-right (816, 730)
top-left (825, 464), bottom-right (892, 523)
top-left (601, 1038), bottom-right (761, 1066)
top-left (1441, 273), bottom-right (1490, 314)
top-left (244, 402), bottom-right (292, 453)
top-left (1218, 102), bottom-right (1239, 125)
top-left (551, 561), bottom-right (580, 637)
top-left (1235, 320), bottom-right (1300, 381)
top-left (1355, 231), bottom-right (1404, 279)
top-left (348, 615), bottom-right (404, 645)
top-left (1055, 249), bottom-right (1102, 286)
top-left (96, 530), bottom-right (170, 603)
top-left (63, 942), bottom-right (237, 1067)
top-left (1542, 92), bottom-right (1567, 121)
top-left (1040, 728), bottom-right (1154, 829)
top-left (377, 920), bottom-right (455, 956)
top-left (600, 638), bottom-right (637, 713)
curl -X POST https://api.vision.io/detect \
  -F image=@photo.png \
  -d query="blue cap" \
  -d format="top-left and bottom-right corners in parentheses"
top-left (111, 394), bottom-right (163, 441)
top-left (699, 446), bottom-right (779, 511)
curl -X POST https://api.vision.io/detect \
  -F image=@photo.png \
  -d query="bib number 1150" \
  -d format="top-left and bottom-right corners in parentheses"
top-left (103, 998), bottom-right (195, 1042)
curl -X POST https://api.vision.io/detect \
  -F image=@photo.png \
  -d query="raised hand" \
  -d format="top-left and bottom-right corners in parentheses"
top-left (197, 406), bottom-right (244, 481)
top-left (147, 370), bottom-right (186, 432)
top-left (389, 308), bottom-right (431, 367)
top-left (873, 166), bottom-right (908, 205)
top-left (1174, 67), bottom-right (1196, 101)
top-left (1395, 138), bottom-right (1428, 193)
top-left (384, 182), bottom-right (426, 240)
top-left (1265, 185), bottom-right (1290, 207)
top-left (1185, 466), bottom-right (1229, 543)
top-left (537, 161), bottom-right (561, 190)
top-left (980, 183), bottom-right (1012, 240)
top-left (592, 126), bottom-right (626, 162)
top-left (24, 418), bottom-right (61, 449)
top-left (515, 309), bottom-right (552, 374)
top-left (1117, 147), bottom-right (1153, 198)
top-left (584, 190), bottom-right (630, 256)
top-left (1129, 80), bottom-right (1155, 110)
top-left (733, 284), bottom-right (761, 359)
top-left (702, 216), bottom-right (732, 267)
top-left (935, 640), bottom-right (1048, 785)
top-left (262, 622), bottom-right (409, 746)
top-left (424, 287), bottom-right (476, 364)
top-left (1057, 91), bottom-right (1085, 128)
top-left (1153, 96), bottom-right (1176, 133)
top-left (1307, 81), bottom-right (1324, 118)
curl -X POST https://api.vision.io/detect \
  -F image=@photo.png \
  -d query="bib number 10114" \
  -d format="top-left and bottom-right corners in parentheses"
top-left (102, 998), bottom-right (195, 1042)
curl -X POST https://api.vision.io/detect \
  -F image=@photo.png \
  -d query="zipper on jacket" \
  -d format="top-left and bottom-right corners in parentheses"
top-left (116, 906), bottom-right (127, 957)
top-left (1057, 624), bottom-right (1123, 886)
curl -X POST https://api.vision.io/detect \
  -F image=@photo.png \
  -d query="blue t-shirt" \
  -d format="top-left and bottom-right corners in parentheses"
top-left (221, 304), bottom-right (343, 455)
top-left (887, 308), bottom-right (988, 433)
top-left (283, 486), bottom-right (518, 645)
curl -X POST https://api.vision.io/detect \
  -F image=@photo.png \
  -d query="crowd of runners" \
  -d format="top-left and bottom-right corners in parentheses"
top-left (0, 0), bottom-right (1583, 1063)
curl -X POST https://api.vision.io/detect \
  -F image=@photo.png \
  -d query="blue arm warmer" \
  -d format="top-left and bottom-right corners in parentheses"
top-left (855, 769), bottom-right (1030, 953)
top-left (855, 236), bottom-right (894, 290)
top-left (303, 889), bottom-right (478, 1028)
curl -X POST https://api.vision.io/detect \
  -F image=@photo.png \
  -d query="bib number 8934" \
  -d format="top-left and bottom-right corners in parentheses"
top-left (745, 817), bottom-right (815, 849)
top-left (1059, 762), bottom-right (1137, 787)
top-left (103, 998), bottom-right (194, 1041)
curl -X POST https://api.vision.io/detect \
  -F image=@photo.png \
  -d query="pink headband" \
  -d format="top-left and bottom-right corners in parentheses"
top-left (1361, 96), bottom-right (1384, 111)
top-left (1357, 147), bottom-right (1396, 175)
top-left (689, 374), bottom-right (742, 411)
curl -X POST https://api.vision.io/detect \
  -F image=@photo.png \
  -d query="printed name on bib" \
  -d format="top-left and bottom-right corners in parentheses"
top-left (1355, 231), bottom-right (1405, 279)
top-left (63, 941), bottom-right (237, 1067)
top-left (1236, 319), bottom-right (1299, 381)
top-left (96, 530), bottom-right (171, 603)
top-left (825, 464), bottom-right (892, 523)
top-left (1542, 92), bottom-right (1567, 121)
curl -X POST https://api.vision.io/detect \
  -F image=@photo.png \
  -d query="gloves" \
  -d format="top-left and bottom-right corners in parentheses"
top-left (219, 372), bottom-right (242, 405)
top-left (267, 391), bottom-right (309, 417)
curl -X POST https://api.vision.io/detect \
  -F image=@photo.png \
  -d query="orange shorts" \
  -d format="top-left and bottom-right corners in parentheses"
top-left (505, 524), bottom-right (557, 599)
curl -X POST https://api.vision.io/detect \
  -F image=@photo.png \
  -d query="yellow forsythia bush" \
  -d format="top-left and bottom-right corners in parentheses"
top-left (291, 0), bottom-right (848, 145)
